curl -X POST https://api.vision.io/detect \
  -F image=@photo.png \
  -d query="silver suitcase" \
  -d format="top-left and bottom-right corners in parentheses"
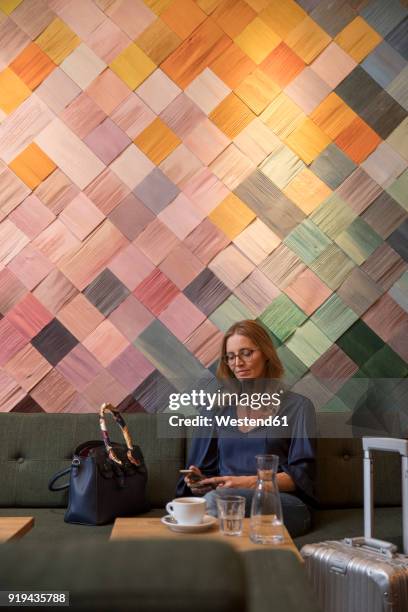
top-left (301, 437), bottom-right (408, 612)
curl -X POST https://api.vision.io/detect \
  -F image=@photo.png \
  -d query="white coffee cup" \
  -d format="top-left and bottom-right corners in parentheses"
top-left (166, 497), bottom-right (206, 525)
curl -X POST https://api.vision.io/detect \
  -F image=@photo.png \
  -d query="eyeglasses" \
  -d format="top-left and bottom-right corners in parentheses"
top-left (223, 348), bottom-right (260, 365)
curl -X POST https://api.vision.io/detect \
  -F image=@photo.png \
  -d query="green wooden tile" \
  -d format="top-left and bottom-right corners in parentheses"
top-left (276, 345), bottom-right (308, 386)
top-left (311, 293), bottom-right (359, 342)
top-left (335, 371), bottom-right (370, 411)
top-left (389, 269), bottom-right (408, 312)
top-left (260, 145), bottom-right (305, 189)
top-left (283, 219), bottom-right (332, 265)
top-left (319, 395), bottom-right (351, 413)
top-left (310, 243), bottom-right (356, 290)
top-left (361, 345), bottom-right (408, 378)
top-left (209, 295), bottom-right (253, 332)
top-left (259, 294), bottom-right (307, 342)
top-left (310, 194), bottom-right (357, 239)
top-left (335, 217), bottom-right (384, 265)
top-left (386, 169), bottom-right (408, 212)
top-left (285, 321), bottom-right (333, 368)
top-left (336, 320), bottom-right (384, 367)
top-left (310, 144), bottom-right (356, 190)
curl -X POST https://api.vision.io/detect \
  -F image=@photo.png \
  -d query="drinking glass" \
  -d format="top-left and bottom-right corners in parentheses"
top-left (216, 495), bottom-right (245, 536)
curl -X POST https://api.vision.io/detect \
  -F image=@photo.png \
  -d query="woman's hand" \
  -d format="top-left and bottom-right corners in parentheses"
top-left (199, 475), bottom-right (257, 490)
top-left (184, 465), bottom-right (213, 495)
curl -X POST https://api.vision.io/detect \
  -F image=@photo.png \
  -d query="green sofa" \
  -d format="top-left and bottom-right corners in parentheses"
top-left (0, 412), bottom-right (403, 549)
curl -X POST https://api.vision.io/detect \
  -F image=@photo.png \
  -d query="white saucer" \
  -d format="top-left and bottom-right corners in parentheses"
top-left (161, 514), bottom-right (217, 533)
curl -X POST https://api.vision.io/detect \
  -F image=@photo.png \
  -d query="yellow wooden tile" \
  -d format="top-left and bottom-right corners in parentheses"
top-left (209, 92), bottom-right (256, 138)
top-left (209, 192), bottom-right (256, 239)
top-left (0, 0), bottom-right (23, 14)
top-left (35, 18), bottom-right (80, 65)
top-left (0, 68), bottom-right (31, 115)
top-left (134, 117), bottom-right (181, 164)
top-left (9, 142), bottom-right (56, 190)
top-left (335, 17), bottom-right (382, 63)
top-left (310, 93), bottom-right (356, 140)
top-left (285, 16), bottom-right (331, 64)
top-left (259, 92), bottom-right (305, 139)
top-left (259, 0), bottom-right (307, 38)
top-left (136, 18), bottom-right (181, 64)
top-left (235, 16), bottom-right (281, 64)
top-left (284, 168), bottom-right (332, 215)
top-left (110, 43), bottom-right (156, 90)
top-left (143, 0), bottom-right (173, 14)
top-left (285, 117), bottom-right (331, 164)
top-left (234, 68), bottom-right (280, 115)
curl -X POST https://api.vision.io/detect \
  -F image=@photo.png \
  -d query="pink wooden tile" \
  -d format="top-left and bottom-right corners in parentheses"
top-left (184, 68), bottom-right (231, 115)
top-left (183, 218), bottom-right (230, 265)
top-left (11, 0), bottom-right (55, 40)
top-left (83, 370), bottom-right (128, 409)
top-left (32, 219), bottom-right (80, 265)
top-left (57, 293), bottom-right (105, 340)
top-left (184, 319), bottom-right (223, 367)
top-left (137, 69), bottom-right (181, 114)
top-left (33, 270), bottom-right (78, 317)
top-left (4, 344), bottom-right (51, 392)
top-left (234, 118), bottom-right (281, 165)
top-left (284, 268), bottom-right (333, 316)
top-left (0, 165), bottom-right (31, 217)
top-left (0, 18), bottom-right (30, 67)
top-left (86, 68), bottom-right (132, 114)
top-left (108, 192), bottom-right (154, 240)
top-left (108, 243), bottom-right (156, 290)
top-left (0, 318), bottom-right (29, 366)
top-left (159, 144), bottom-right (203, 189)
top-left (109, 144), bottom-right (155, 189)
top-left (389, 320), bottom-right (408, 362)
top-left (311, 42), bottom-right (357, 89)
top-left (0, 268), bottom-right (27, 315)
top-left (6, 293), bottom-right (53, 340)
top-left (183, 167), bottom-right (229, 215)
top-left (62, 392), bottom-right (94, 414)
top-left (311, 344), bottom-right (359, 393)
top-left (0, 220), bottom-right (29, 267)
top-left (9, 195), bottom-right (55, 240)
top-left (60, 92), bottom-right (107, 139)
top-left (210, 143), bottom-right (256, 190)
top-left (159, 243), bottom-right (205, 290)
top-left (7, 244), bottom-right (54, 290)
top-left (0, 370), bottom-right (25, 412)
top-left (158, 193), bottom-right (204, 239)
top-left (285, 67), bottom-right (331, 114)
top-left (110, 93), bottom-right (156, 140)
top-left (57, 344), bottom-right (103, 392)
top-left (362, 293), bottom-right (408, 342)
top-left (35, 169), bottom-right (80, 216)
top-left (108, 294), bottom-right (154, 341)
top-left (105, 0), bottom-right (155, 39)
top-left (59, 193), bottom-right (105, 240)
top-left (134, 218), bottom-right (181, 265)
top-left (234, 269), bottom-right (281, 315)
top-left (60, 42), bottom-right (106, 90)
top-left (84, 118), bottom-right (131, 165)
top-left (30, 369), bottom-right (76, 412)
top-left (84, 167), bottom-right (130, 215)
top-left (184, 118), bottom-right (230, 165)
top-left (36, 68), bottom-right (82, 115)
top-left (133, 268), bottom-right (179, 316)
top-left (208, 244), bottom-right (255, 290)
top-left (336, 169), bottom-right (382, 214)
top-left (86, 17), bottom-right (131, 63)
top-left (160, 93), bottom-right (206, 139)
top-left (83, 319), bottom-right (129, 367)
top-left (49, 0), bottom-right (105, 39)
top-left (108, 344), bottom-right (155, 392)
top-left (362, 142), bottom-right (408, 188)
top-left (234, 218), bottom-right (281, 266)
top-left (159, 293), bottom-right (206, 342)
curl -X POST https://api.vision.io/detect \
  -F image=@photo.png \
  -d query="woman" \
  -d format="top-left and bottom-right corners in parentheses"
top-left (176, 320), bottom-right (316, 538)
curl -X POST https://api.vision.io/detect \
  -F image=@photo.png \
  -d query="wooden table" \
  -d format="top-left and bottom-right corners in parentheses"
top-left (0, 517), bottom-right (34, 543)
top-left (111, 517), bottom-right (302, 562)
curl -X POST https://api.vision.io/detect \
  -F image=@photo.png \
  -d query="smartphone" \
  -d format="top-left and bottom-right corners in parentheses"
top-left (179, 469), bottom-right (204, 483)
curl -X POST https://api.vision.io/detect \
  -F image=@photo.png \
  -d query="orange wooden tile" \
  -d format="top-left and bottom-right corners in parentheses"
top-left (9, 43), bottom-right (55, 90)
top-left (210, 42), bottom-right (256, 89)
top-left (209, 92), bottom-right (256, 138)
top-left (209, 192), bottom-right (256, 239)
top-left (161, 0), bottom-right (206, 39)
top-left (259, 0), bottom-right (307, 38)
top-left (334, 16), bottom-right (382, 63)
top-left (0, 68), bottom-right (31, 115)
top-left (310, 93), bottom-right (357, 140)
top-left (260, 42), bottom-right (305, 87)
top-left (9, 143), bottom-right (56, 190)
top-left (234, 67), bottom-right (280, 115)
top-left (285, 16), bottom-right (331, 64)
top-left (284, 168), bottom-right (332, 215)
top-left (143, 0), bottom-right (173, 14)
top-left (161, 18), bottom-right (230, 88)
top-left (136, 18), bottom-right (181, 65)
top-left (285, 117), bottom-right (331, 164)
top-left (235, 16), bottom-right (281, 64)
top-left (260, 92), bottom-right (305, 139)
top-left (212, 0), bottom-right (256, 38)
top-left (335, 117), bottom-right (382, 164)
top-left (134, 118), bottom-right (181, 165)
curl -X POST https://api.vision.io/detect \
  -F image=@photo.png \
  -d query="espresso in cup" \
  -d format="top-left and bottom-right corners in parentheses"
top-left (166, 497), bottom-right (206, 525)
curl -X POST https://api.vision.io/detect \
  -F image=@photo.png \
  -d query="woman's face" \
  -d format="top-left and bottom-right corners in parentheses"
top-left (225, 334), bottom-right (267, 379)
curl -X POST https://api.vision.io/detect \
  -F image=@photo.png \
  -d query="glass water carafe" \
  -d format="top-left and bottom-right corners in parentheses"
top-left (250, 454), bottom-right (284, 544)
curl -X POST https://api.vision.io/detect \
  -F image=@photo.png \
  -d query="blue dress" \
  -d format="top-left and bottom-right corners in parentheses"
top-left (176, 391), bottom-right (316, 506)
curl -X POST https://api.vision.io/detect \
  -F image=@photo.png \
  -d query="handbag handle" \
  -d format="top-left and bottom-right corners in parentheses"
top-left (48, 466), bottom-right (72, 491)
top-left (99, 403), bottom-right (140, 467)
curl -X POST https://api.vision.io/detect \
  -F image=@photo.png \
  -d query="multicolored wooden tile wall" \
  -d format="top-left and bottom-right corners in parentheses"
top-left (0, 0), bottom-right (407, 414)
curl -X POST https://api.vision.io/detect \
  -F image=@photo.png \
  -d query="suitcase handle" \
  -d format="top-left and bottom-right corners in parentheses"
top-left (344, 537), bottom-right (397, 558)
